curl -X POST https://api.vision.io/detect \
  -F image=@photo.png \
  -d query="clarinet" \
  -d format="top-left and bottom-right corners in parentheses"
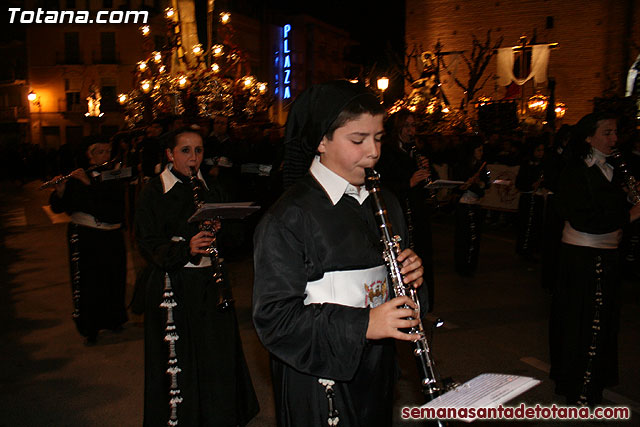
top-left (610, 151), bottom-right (640, 205)
top-left (364, 168), bottom-right (443, 403)
top-left (188, 167), bottom-right (234, 311)
top-left (408, 143), bottom-right (438, 207)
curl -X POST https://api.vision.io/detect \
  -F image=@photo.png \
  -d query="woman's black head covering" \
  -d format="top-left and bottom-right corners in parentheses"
top-left (282, 80), bottom-right (379, 188)
top-left (569, 111), bottom-right (618, 159)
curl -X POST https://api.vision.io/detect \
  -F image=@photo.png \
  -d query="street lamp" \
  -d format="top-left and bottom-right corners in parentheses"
top-left (377, 77), bottom-right (389, 103)
top-left (527, 92), bottom-right (548, 116)
top-left (554, 102), bottom-right (566, 120)
top-left (28, 90), bottom-right (43, 147)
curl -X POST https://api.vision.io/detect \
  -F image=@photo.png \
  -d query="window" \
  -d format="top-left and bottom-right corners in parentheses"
top-left (66, 92), bottom-right (81, 112)
top-left (64, 32), bottom-right (81, 64)
top-left (154, 35), bottom-right (166, 51)
top-left (100, 32), bottom-right (116, 63)
top-left (101, 125), bottom-right (119, 138)
top-left (101, 85), bottom-right (117, 112)
top-left (42, 126), bottom-right (61, 148)
top-left (65, 126), bottom-right (83, 145)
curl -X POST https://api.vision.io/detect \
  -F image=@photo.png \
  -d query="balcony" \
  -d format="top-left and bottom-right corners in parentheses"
top-left (92, 50), bottom-right (121, 65)
top-left (0, 106), bottom-right (29, 122)
top-left (55, 51), bottom-right (84, 65)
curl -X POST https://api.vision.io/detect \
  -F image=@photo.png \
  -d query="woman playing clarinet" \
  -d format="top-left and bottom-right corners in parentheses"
top-left (135, 126), bottom-right (258, 426)
top-left (452, 136), bottom-right (490, 276)
top-left (49, 136), bottom-right (127, 345)
top-left (550, 113), bottom-right (640, 406)
top-left (376, 109), bottom-right (437, 311)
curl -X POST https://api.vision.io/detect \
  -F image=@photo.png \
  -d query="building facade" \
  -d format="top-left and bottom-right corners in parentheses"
top-left (267, 14), bottom-right (354, 124)
top-left (406, 0), bottom-right (640, 124)
top-left (10, 0), bottom-right (356, 148)
top-left (22, 0), bottom-right (164, 149)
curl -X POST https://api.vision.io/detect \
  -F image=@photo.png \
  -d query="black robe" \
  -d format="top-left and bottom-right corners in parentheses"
top-left (550, 157), bottom-right (630, 405)
top-left (49, 174), bottom-right (127, 338)
top-left (620, 150), bottom-right (640, 276)
top-left (452, 160), bottom-right (490, 275)
top-left (540, 147), bottom-right (569, 290)
top-left (135, 170), bottom-right (259, 426)
top-left (253, 174), bottom-right (409, 427)
top-left (377, 142), bottom-right (436, 312)
top-left (515, 159), bottom-right (544, 257)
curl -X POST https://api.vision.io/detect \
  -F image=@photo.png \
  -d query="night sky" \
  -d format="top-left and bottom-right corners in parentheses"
top-left (213, 0), bottom-right (407, 97)
top-left (266, 0), bottom-right (406, 64)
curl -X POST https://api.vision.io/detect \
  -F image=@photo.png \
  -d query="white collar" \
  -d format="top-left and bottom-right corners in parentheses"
top-left (584, 148), bottom-right (611, 168)
top-left (309, 156), bottom-right (370, 205)
top-left (160, 164), bottom-right (208, 194)
top-left (584, 148), bottom-right (613, 182)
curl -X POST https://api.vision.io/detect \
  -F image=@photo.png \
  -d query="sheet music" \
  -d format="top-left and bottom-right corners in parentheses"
top-left (188, 202), bottom-right (261, 222)
top-left (425, 179), bottom-right (465, 189)
top-left (101, 167), bottom-right (132, 181)
top-left (422, 373), bottom-right (540, 422)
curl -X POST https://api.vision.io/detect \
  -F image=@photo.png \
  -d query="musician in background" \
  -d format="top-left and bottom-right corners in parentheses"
top-left (540, 125), bottom-right (573, 290)
top-left (550, 112), bottom-right (640, 406)
top-left (135, 126), bottom-right (258, 426)
top-left (452, 136), bottom-right (490, 276)
top-left (515, 139), bottom-right (546, 259)
top-left (112, 130), bottom-right (141, 236)
top-left (621, 136), bottom-right (640, 278)
top-left (202, 114), bottom-right (240, 199)
top-left (253, 81), bottom-right (424, 427)
top-left (49, 136), bottom-right (127, 345)
top-left (376, 109), bottom-right (437, 311)
top-left (139, 118), bottom-right (165, 180)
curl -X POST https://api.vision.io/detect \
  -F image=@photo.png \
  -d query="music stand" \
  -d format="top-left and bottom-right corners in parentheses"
top-left (188, 202), bottom-right (261, 223)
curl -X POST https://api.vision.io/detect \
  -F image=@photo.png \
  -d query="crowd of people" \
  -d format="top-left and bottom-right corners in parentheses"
top-left (23, 79), bottom-right (640, 425)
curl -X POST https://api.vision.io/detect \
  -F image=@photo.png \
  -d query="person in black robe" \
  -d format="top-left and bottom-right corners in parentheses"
top-left (253, 81), bottom-right (425, 427)
top-left (515, 140), bottom-right (546, 258)
top-left (135, 127), bottom-right (258, 426)
top-left (202, 114), bottom-right (240, 200)
top-left (376, 109), bottom-right (437, 311)
top-left (452, 137), bottom-right (490, 276)
top-left (540, 125), bottom-right (572, 290)
top-left (139, 119), bottom-right (165, 180)
top-left (49, 137), bottom-right (127, 345)
top-left (550, 113), bottom-right (640, 406)
top-left (620, 137), bottom-right (640, 278)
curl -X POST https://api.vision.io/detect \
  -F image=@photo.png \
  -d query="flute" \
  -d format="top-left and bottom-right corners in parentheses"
top-left (39, 159), bottom-right (117, 190)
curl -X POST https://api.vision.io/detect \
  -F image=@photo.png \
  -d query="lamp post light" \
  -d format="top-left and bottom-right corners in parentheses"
top-left (377, 77), bottom-right (389, 104)
top-left (28, 90), bottom-right (44, 147)
top-left (554, 102), bottom-right (566, 120)
top-left (527, 92), bottom-right (548, 117)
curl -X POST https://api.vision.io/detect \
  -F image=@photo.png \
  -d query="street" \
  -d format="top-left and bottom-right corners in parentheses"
top-left (1, 179), bottom-right (638, 426)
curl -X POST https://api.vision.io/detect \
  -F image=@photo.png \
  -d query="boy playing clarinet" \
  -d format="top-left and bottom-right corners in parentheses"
top-left (253, 81), bottom-right (425, 427)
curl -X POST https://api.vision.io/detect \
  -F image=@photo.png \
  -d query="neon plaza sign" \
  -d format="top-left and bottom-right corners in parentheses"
top-left (275, 24), bottom-right (292, 100)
